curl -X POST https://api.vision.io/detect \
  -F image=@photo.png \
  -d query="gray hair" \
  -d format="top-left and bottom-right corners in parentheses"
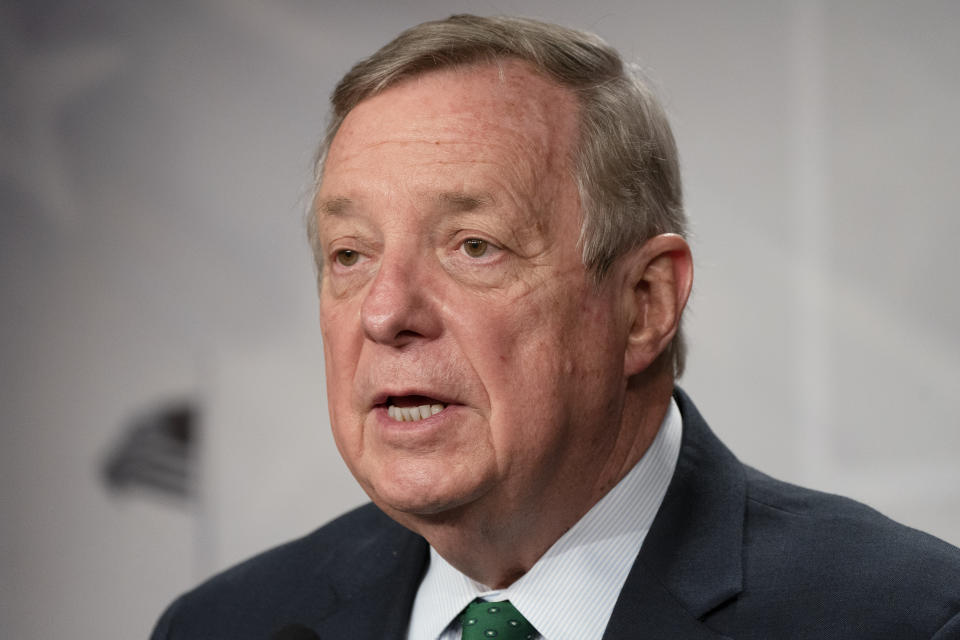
top-left (309, 14), bottom-right (689, 376)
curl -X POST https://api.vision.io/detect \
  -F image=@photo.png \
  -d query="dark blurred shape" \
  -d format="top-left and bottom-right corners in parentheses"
top-left (102, 400), bottom-right (198, 500)
top-left (270, 624), bottom-right (321, 640)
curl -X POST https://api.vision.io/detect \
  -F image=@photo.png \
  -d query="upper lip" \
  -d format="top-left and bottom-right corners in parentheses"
top-left (369, 388), bottom-right (460, 407)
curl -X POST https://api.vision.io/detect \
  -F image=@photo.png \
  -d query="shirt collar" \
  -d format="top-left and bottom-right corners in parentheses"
top-left (407, 398), bottom-right (683, 640)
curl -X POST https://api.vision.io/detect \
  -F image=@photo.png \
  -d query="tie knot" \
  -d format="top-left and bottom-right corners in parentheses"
top-left (459, 599), bottom-right (537, 639)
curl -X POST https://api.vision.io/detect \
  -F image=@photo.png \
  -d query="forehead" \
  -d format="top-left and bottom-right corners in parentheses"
top-left (319, 60), bottom-right (580, 205)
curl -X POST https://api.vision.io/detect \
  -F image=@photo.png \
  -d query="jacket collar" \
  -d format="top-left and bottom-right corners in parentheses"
top-left (603, 387), bottom-right (744, 639)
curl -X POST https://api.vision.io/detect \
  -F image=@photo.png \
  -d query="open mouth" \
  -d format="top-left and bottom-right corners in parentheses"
top-left (385, 395), bottom-right (448, 422)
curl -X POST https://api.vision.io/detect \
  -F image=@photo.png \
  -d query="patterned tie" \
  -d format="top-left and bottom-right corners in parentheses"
top-left (459, 599), bottom-right (537, 639)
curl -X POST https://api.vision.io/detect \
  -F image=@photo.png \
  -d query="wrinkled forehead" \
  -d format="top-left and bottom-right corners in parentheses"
top-left (323, 59), bottom-right (581, 180)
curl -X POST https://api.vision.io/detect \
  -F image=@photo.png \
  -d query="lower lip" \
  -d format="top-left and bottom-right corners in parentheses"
top-left (372, 404), bottom-right (460, 439)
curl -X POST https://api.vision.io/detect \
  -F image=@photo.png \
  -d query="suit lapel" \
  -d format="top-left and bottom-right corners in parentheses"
top-left (312, 515), bottom-right (429, 640)
top-left (603, 388), bottom-right (744, 639)
top-left (603, 570), bottom-right (733, 640)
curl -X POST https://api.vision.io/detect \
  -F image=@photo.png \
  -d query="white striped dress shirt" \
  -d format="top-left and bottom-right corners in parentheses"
top-left (405, 398), bottom-right (683, 640)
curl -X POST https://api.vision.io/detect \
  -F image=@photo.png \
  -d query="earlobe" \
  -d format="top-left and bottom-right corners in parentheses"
top-left (622, 234), bottom-right (693, 377)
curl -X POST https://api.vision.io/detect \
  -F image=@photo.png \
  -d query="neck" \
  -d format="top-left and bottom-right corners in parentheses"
top-left (394, 377), bottom-right (674, 589)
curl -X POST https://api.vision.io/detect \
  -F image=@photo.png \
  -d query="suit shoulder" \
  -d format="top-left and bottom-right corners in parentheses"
top-left (744, 464), bottom-right (959, 557)
top-left (737, 466), bottom-right (960, 636)
top-left (151, 503), bottom-right (410, 639)
top-left (193, 502), bottom-right (401, 594)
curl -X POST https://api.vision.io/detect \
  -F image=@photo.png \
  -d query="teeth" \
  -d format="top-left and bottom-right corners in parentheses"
top-left (387, 403), bottom-right (446, 422)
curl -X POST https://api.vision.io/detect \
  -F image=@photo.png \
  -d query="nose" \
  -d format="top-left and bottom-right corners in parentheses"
top-left (360, 250), bottom-right (441, 347)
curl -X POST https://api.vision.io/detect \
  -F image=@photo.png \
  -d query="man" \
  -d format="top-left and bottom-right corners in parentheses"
top-left (153, 15), bottom-right (960, 640)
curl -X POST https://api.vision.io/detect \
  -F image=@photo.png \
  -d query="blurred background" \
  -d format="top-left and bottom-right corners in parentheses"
top-left (2, 0), bottom-right (958, 637)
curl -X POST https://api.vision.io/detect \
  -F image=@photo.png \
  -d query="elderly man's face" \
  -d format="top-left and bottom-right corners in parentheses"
top-left (314, 61), bottom-right (631, 527)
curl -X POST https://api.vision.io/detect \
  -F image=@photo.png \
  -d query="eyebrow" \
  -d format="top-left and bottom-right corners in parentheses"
top-left (436, 191), bottom-right (494, 212)
top-left (316, 196), bottom-right (353, 217)
top-left (316, 191), bottom-right (495, 217)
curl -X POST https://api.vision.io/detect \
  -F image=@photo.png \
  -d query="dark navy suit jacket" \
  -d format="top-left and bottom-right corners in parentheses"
top-left (152, 390), bottom-right (960, 639)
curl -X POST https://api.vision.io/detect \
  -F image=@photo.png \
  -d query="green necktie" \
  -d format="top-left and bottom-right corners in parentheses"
top-left (459, 599), bottom-right (537, 639)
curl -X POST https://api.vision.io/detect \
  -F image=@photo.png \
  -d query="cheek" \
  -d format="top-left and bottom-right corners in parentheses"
top-left (320, 296), bottom-right (362, 363)
top-left (475, 284), bottom-right (620, 413)
top-left (319, 302), bottom-right (364, 431)
top-left (460, 293), bottom-right (576, 414)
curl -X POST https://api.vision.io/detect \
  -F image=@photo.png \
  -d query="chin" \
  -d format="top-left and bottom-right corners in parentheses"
top-left (364, 466), bottom-right (488, 522)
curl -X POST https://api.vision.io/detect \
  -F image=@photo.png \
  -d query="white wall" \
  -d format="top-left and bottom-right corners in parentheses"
top-left (2, 1), bottom-right (958, 637)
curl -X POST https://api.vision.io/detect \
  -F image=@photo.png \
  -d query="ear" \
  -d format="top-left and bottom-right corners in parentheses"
top-left (620, 233), bottom-right (693, 377)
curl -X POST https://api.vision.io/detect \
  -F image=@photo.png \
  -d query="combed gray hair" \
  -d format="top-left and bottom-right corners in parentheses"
top-left (309, 14), bottom-right (689, 376)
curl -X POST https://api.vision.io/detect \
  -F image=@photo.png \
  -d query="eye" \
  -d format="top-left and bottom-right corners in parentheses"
top-left (461, 238), bottom-right (490, 258)
top-left (334, 249), bottom-right (360, 266)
